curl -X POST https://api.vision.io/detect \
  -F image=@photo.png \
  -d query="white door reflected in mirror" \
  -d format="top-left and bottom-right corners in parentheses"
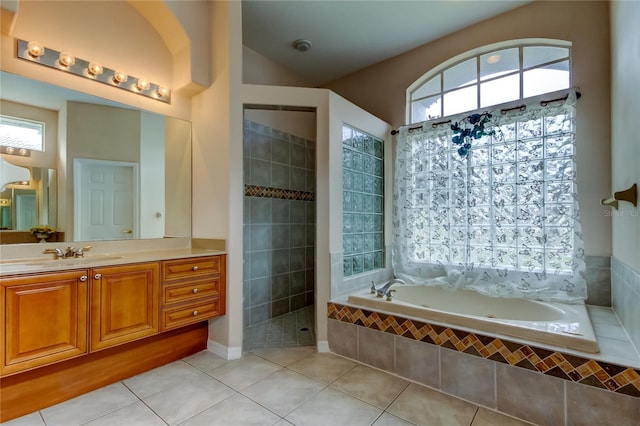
top-left (74, 159), bottom-right (138, 241)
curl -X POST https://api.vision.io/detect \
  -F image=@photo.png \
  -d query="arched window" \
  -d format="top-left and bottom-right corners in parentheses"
top-left (394, 40), bottom-right (587, 303)
top-left (408, 40), bottom-right (571, 124)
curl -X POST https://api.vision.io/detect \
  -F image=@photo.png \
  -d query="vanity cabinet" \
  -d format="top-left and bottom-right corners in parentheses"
top-left (90, 262), bottom-right (159, 352)
top-left (1, 252), bottom-right (225, 422)
top-left (160, 255), bottom-right (226, 331)
top-left (1, 270), bottom-right (89, 376)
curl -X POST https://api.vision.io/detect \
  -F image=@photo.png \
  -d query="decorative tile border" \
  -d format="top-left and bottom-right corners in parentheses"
top-left (328, 302), bottom-right (640, 398)
top-left (244, 184), bottom-right (315, 201)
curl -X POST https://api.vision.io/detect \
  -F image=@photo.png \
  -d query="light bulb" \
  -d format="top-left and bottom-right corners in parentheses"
top-left (136, 78), bottom-right (150, 91)
top-left (27, 41), bottom-right (45, 58)
top-left (113, 71), bottom-right (128, 84)
top-left (88, 62), bottom-right (103, 77)
top-left (18, 148), bottom-right (28, 156)
top-left (5, 147), bottom-right (14, 154)
top-left (156, 86), bottom-right (170, 97)
top-left (59, 52), bottom-right (75, 67)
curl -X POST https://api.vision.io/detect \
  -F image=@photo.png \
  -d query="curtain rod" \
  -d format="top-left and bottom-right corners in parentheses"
top-left (391, 91), bottom-right (582, 135)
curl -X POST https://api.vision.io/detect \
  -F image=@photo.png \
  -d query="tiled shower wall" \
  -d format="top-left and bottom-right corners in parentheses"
top-left (612, 257), bottom-right (640, 352)
top-left (243, 120), bottom-right (315, 326)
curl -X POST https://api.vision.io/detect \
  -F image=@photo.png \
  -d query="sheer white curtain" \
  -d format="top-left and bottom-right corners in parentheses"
top-left (392, 90), bottom-right (587, 303)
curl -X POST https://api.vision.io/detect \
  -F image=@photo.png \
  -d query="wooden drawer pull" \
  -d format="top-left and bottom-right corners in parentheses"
top-left (192, 310), bottom-right (199, 316)
top-left (192, 266), bottom-right (199, 271)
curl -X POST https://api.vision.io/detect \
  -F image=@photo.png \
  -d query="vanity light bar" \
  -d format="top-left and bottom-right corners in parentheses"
top-left (1, 145), bottom-right (31, 157)
top-left (16, 39), bottom-right (171, 104)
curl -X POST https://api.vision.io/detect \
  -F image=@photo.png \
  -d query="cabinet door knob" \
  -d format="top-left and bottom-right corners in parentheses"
top-left (94, 273), bottom-right (102, 280)
top-left (192, 265), bottom-right (199, 271)
top-left (80, 275), bottom-right (88, 282)
top-left (192, 288), bottom-right (198, 294)
top-left (192, 310), bottom-right (199, 316)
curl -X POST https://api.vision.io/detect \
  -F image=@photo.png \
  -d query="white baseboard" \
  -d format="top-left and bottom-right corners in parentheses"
top-left (316, 340), bottom-right (330, 353)
top-left (207, 339), bottom-right (242, 360)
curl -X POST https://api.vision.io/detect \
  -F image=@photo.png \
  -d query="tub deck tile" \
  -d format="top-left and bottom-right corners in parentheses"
top-left (328, 301), bottom-right (640, 398)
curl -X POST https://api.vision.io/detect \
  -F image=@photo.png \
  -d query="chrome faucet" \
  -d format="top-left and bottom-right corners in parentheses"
top-left (43, 246), bottom-right (92, 259)
top-left (43, 247), bottom-right (65, 259)
top-left (370, 278), bottom-right (406, 300)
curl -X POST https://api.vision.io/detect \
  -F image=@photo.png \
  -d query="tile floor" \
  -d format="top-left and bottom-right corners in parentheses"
top-left (2, 347), bottom-right (535, 426)
top-left (243, 306), bottom-right (315, 351)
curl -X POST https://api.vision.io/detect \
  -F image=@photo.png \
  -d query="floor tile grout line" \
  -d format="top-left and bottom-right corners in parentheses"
top-left (120, 381), bottom-right (170, 426)
top-left (468, 406), bottom-right (480, 426)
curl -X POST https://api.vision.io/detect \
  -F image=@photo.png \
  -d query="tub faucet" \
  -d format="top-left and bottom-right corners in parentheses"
top-left (374, 278), bottom-right (406, 298)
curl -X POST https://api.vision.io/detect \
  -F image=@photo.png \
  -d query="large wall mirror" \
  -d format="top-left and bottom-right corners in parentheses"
top-left (0, 71), bottom-right (191, 244)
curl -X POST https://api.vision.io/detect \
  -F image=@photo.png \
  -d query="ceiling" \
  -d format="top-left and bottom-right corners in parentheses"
top-left (242, 0), bottom-right (532, 86)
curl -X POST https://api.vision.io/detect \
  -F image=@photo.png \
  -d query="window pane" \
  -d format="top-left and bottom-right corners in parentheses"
top-left (0, 115), bottom-right (44, 151)
top-left (480, 74), bottom-right (520, 107)
top-left (480, 48), bottom-right (519, 81)
top-left (443, 85), bottom-right (477, 116)
top-left (411, 95), bottom-right (441, 123)
top-left (523, 61), bottom-right (570, 98)
top-left (443, 58), bottom-right (477, 91)
top-left (523, 46), bottom-right (569, 69)
top-left (412, 75), bottom-right (441, 100)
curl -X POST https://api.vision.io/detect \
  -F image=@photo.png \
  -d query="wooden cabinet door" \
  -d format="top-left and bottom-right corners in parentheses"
top-left (1, 270), bottom-right (89, 376)
top-left (90, 263), bottom-right (159, 352)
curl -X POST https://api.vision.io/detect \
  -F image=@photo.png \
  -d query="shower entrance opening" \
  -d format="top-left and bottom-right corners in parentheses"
top-left (242, 105), bottom-right (317, 351)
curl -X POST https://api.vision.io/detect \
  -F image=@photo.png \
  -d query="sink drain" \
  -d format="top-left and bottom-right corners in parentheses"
top-left (486, 314), bottom-right (496, 318)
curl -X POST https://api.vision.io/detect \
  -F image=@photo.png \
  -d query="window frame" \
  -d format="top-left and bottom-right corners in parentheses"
top-left (0, 114), bottom-right (46, 152)
top-left (407, 39), bottom-right (572, 125)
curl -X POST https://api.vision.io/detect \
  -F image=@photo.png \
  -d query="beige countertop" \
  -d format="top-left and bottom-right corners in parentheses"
top-left (0, 242), bottom-right (226, 276)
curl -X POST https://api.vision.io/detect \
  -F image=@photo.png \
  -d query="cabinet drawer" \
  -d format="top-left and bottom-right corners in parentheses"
top-left (162, 257), bottom-right (221, 282)
top-left (162, 276), bottom-right (221, 306)
top-left (161, 299), bottom-right (221, 331)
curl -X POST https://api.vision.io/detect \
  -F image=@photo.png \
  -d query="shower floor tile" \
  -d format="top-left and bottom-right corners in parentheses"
top-left (244, 305), bottom-right (315, 351)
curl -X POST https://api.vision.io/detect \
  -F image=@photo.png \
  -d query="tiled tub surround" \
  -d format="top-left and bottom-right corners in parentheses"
top-left (347, 286), bottom-right (599, 353)
top-left (243, 120), bottom-right (315, 326)
top-left (612, 257), bottom-right (640, 353)
top-left (328, 302), bottom-right (640, 426)
top-left (584, 255), bottom-right (613, 307)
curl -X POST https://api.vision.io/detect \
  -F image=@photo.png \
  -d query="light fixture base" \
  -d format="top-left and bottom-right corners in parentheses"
top-left (293, 39), bottom-right (312, 52)
top-left (16, 39), bottom-right (171, 104)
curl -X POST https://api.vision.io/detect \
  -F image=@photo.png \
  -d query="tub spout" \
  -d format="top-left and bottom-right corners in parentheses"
top-left (374, 278), bottom-right (406, 298)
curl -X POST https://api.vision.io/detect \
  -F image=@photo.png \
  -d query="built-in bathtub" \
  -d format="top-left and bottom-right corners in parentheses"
top-left (347, 284), bottom-right (599, 353)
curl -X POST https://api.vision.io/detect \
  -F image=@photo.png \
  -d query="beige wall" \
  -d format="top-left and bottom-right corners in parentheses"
top-left (243, 45), bottom-right (315, 88)
top-left (191, 0), bottom-right (244, 356)
top-left (610, 1), bottom-right (640, 270)
top-left (325, 0), bottom-right (612, 257)
top-left (164, 117), bottom-right (192, 238)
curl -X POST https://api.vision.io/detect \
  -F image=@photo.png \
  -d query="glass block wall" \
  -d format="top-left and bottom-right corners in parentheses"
top-left (342, 125), bottom-right (384, 277)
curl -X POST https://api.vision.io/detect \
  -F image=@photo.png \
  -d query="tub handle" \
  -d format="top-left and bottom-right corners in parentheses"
top-left (370, 281), bottom-right (377, 294)
top-left (385, 289), bottom-right (396, 301)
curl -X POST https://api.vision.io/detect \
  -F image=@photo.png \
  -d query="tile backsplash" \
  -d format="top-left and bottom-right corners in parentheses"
top-left (612, 257), bottom-right (640, 352)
